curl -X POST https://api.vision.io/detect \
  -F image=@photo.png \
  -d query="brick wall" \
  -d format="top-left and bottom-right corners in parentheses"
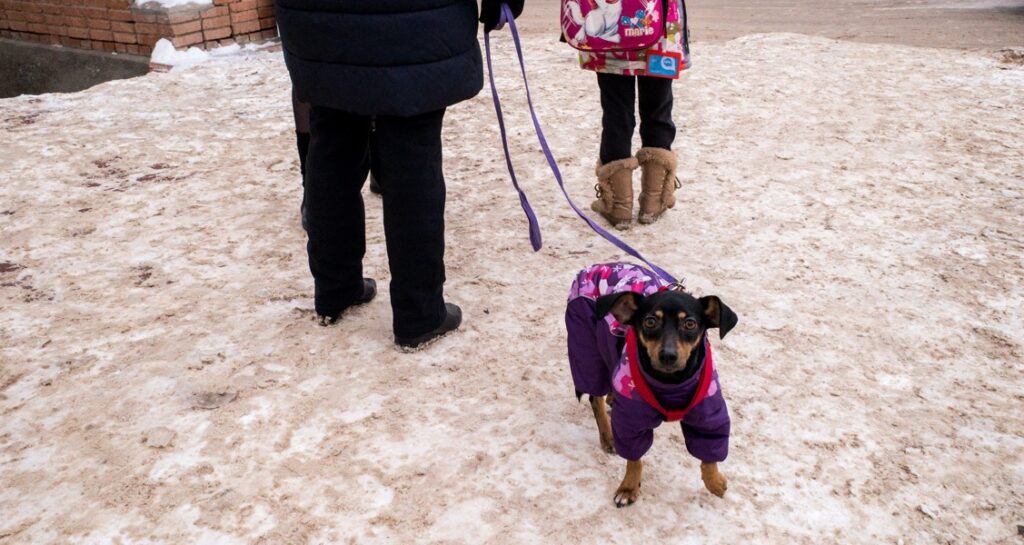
top-left (0, 0), bottom-right (278, 56)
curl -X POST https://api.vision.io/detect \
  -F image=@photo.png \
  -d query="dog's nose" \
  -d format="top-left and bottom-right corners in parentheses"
top-left (659, 350), bottom-right (678, 365)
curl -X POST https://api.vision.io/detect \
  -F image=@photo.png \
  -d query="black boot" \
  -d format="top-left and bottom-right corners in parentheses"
top-left (394, 303), bottom-right (462, 349)
top-left (318, 278), bottom-right (377, 326)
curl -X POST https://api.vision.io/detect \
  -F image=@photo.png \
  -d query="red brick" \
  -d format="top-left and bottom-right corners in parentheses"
top-left (110, 20), bottom-right (133, 32)
top-left (65, 15), bottom-right (86, 27)
top-left (114, 42), bottom-right (126, 52)
top-left (133, 21), bottom-right (160, 34)
top-left (203, 26), bottom-right (230, 40)
top-left (261, 28), bottom-right (277, 39)
top-left (6, 8), bottom-right (24, 21)
top-left (258, 16), bottom-right (274, 29)
top-left (88, 18), bottom-right (111, 30)
top-left (89, 28), bottom-right (113, 41)
top-left (43, 14), bottom-right (64, 25)
top-left (42, 4), bottom-right (62, 15)
top-left (107, 0), bottom-right (127, 8)
top-left (213, 0), bottom-right (230, 5)
top-left (202, 15), bottom-right (229, 30)
top-left (100, 41), bottom-right (117, 52)
top-left (113, 31), bottom-right (135, 43)
top-left (230, 8), bottom-right (256, 23)
top-left (256, 5), bottom-right (273, 18)
top-left (108, 9), bottom-right (133, 22)
top-left (132, 11), bottom-right (160, 23)
top-left (230, 0), bottom-right (257, 12)
top-left (24, 11), bottom-right (44, 23)
top-left (28, 22), bottom-right (46, 34)
top-left (9, 20), bottom-right (28, 32)
top-left (83, 7), bottom-right (107, 20)
top-left (172, 31), bottom-right (203, 47)
top-left (136, 33), bottom-right (159, 46)
top-left (67, 26), bottom-right (89, 39)
top-left (167, 8), bottom-right (201, 24)
top-left (232, 18), bottom-right (259, 34)
top-left (202, 5), bottom-right (228, 17)
top-left (171, 19), bottom-right (201, 35)
top-left (45, 24), bottom-right (66, 36)
top-left (125, 43), bottom-right (141, 54)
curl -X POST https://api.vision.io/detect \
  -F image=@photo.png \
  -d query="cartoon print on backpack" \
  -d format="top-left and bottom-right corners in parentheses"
top-left (620, 2), bottom-right (657, 37)
top-left (565, 0), bottom-right (624, 44)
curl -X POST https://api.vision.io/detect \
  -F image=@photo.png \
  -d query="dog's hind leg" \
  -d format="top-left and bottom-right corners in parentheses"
top-left (588, 395), bottom-right (615, 454)
top-left (614, 459), bottom-right (643, 507)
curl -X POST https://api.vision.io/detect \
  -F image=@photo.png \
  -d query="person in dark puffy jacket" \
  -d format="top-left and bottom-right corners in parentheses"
top-left (275, 0), bottom-right (524, 349)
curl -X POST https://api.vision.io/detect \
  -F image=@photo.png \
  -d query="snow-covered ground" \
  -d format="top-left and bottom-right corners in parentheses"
top-left (1, 34), bottom-right (1022, 544)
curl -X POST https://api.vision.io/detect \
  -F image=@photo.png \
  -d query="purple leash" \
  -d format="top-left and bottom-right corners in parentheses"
top-left (484, 4), bottom-right (679, 284)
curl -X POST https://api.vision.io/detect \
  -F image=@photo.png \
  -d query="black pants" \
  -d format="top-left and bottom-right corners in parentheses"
top-left (305, 105), bottom-right (447, 338)
top-left (597, 73), bottom-right (676, 164)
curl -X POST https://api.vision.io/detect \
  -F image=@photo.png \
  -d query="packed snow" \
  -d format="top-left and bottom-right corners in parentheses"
top-left (1, 33), bottom-right (1022, 544)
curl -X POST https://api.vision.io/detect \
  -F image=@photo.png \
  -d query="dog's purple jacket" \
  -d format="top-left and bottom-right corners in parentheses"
top-left (566, 263), bottom-right (730, 462)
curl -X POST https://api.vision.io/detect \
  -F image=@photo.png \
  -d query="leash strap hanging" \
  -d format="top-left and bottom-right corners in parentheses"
top-left (484, 4), bottom-right (678, 284)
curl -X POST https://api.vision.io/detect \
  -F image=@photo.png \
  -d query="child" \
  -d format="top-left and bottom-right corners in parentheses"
top-left (562, 0), bottom-right (690, 228)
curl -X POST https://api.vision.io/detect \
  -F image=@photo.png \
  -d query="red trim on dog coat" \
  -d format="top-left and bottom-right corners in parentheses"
top-left (625, 328), bottom-right (714, 422)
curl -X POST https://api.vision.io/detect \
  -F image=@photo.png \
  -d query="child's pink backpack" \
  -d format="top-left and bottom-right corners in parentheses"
top-left (561, 0), bottom-right (666, 52)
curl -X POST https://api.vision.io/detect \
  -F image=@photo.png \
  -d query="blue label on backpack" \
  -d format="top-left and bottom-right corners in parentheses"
top-left (646, 51), bottom-right (682, 79)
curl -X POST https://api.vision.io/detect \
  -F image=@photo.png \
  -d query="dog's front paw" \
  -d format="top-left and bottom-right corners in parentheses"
top-left (613, 482), bottom-right (641, 508)
top-left (599, 431), bottom-right (615, 454)
top-left (701, 462), bottom-right (727, 498)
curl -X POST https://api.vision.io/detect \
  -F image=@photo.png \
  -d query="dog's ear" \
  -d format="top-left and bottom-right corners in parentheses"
top-left (596, 292), bottom-right (643, 325)
top-left (700, 296), bottom-right (738, 339)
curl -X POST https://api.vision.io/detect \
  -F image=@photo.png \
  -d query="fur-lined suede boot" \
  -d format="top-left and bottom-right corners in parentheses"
top-left (591, 157), bottom-right (639, 228)
top-left (636, 147), bottom-right (680, 224)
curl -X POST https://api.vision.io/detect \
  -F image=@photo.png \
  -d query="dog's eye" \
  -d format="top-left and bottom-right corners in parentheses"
top-left (682, 318), bottom-right (698, 330)
top-left (642, 317), bottom-right (658, 330)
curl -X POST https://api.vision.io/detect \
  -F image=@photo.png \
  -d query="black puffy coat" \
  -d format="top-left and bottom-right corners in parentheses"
top-left (275, 0), bottom-right (484, 117)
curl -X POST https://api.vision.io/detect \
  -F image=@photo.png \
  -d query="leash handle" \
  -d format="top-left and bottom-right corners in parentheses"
top-left (485, 3), bottom-right (678, 285)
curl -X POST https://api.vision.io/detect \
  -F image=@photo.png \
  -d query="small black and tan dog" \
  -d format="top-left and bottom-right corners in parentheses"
top-left (568, 278), bottom-right (737, 507)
